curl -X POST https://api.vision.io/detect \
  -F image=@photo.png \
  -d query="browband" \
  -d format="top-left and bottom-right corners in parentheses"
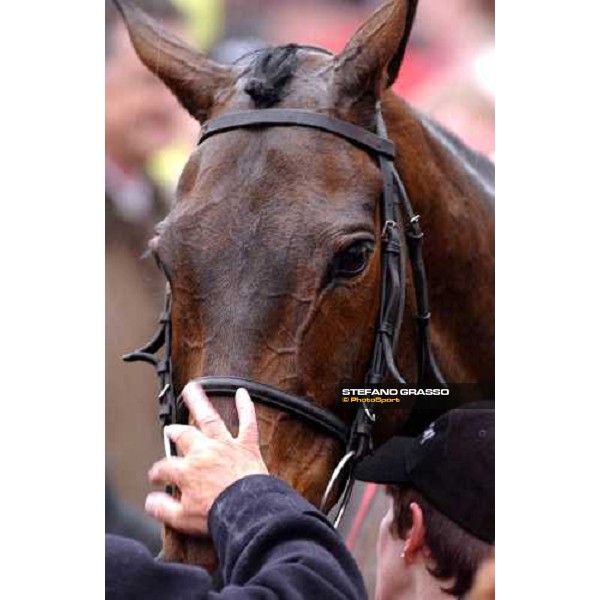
top-left (198, 109), bottom-right (396, 160)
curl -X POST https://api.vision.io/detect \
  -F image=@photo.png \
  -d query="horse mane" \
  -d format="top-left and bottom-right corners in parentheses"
top-left (244, 44), bottom-right (300, 108)
top-left (418, 113), bottom-right (495, 202)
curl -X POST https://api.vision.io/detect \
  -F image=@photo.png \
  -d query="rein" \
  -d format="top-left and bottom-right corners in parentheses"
top-left (124, 102), bottom-right (446, 526)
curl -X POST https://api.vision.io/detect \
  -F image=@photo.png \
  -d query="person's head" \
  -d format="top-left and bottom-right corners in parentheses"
top-left (376, 484), bottom-right (493, 599)
top-left (105, 0), bottom-right (186, 172)
top-left (357, 406), bottom-right (494, 599)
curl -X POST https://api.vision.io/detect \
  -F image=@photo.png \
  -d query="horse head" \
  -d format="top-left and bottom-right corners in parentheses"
top-left (115, 0), bottom-right (441, 567)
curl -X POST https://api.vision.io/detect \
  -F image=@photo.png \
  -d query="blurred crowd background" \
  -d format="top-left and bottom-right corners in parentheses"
top-left (105, 0), bottom-right (494, 554)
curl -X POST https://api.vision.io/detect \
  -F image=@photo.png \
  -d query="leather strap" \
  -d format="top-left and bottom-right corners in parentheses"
top-left (392, 168), bottom-right (447, 386)
top-left (198, 109), bottom-right (396, 160)
top-left (365, 108), bottom-right (406, 388)
top-left (123, 294), bottom-right (352, 446)
top-left (123, 290), bottom-right (177, 428)
top-left (186, 376), bottom-right (349, 445)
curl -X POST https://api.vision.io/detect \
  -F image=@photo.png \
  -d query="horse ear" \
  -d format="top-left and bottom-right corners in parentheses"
top-left (112, 0), bottom-right (235, 121)
top-left (333, 0), bottom-right (418, 106)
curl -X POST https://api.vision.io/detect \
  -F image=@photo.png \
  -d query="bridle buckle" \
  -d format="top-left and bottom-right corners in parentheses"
top-left (362, 403), bottom-right (377, 423)
top-left (381, 219), bottom-right (398, 241)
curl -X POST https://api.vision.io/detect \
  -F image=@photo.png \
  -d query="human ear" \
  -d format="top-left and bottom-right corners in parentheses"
top-left (402, 501), bottom-right (426, 564)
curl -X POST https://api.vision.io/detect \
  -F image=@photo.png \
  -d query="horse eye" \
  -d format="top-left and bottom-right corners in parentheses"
top-left (332, 241), bottom-right (375, 278)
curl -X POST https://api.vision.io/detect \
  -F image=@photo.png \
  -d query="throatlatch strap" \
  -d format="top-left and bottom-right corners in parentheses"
top-left (392, 171), bottom-right (447, 387)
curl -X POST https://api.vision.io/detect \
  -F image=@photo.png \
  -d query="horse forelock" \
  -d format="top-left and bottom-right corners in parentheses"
top-left (243, 44), bottom-right (301, 108)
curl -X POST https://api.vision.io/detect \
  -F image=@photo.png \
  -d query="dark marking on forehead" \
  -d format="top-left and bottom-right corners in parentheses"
top-left (244, 44), bottom-right (300, 108)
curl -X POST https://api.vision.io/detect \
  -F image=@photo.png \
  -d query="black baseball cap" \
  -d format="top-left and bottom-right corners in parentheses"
top-left (355, 404), bottom-right (494, 544)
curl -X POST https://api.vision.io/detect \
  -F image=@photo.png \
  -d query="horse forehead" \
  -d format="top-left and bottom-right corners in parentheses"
top-left (166, 113), bottom-right (382, 264)
top-left (164, 176), bottom-right (375, 286)
top-left (187, 126), bottom-right (381, 207)
top-left (169, 195), bottom-right (328, 259)
top-left (166, 206), bottom-right (315, 299)
top-left (173, 171), bottom-right (378, 250)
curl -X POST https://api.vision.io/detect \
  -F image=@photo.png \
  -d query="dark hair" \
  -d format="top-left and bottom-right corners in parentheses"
top-left (388, 485), bottom-right (493, 597)
top-left (105, 0), bottom-right (184, 58)
top-left (243, 44), bottom-right (300, 108)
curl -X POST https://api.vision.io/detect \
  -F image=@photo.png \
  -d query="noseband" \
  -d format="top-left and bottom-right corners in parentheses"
top-left (124, 100), bottom-right (446, 526)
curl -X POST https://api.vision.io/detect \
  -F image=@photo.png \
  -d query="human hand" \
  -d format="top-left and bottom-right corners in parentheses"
top-left (145, 382), bottom-right (268, 535)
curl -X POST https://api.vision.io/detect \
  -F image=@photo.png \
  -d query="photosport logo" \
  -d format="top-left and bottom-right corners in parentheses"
top-left (337, 384), bottom-right (494, 410)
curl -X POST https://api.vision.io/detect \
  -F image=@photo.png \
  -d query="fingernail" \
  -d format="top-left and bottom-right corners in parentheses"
top-left (236, 387), bottom-right (250, 401)
top-left (145, 494), bottom-right (159, 513)
top-left (184, 380), bottom-right (203, 397)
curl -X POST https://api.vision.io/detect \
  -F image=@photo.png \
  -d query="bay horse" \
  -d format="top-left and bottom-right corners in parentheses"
top-left (114, 0), bottom-right (494, 569)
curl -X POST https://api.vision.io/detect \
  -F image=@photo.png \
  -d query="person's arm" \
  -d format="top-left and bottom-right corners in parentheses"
top-left (106, 534), bottom-right (214, 600)
top-left (106, 475), bottom-right (366, 600)
top-left (208, 475), bottom-right (366, 600)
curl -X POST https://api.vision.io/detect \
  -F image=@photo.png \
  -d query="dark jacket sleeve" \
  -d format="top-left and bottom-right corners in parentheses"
top-left (106, 475), bottom-right (367, 600)
top-left (106, 534), bottom-right (213, 600)
top-left (207, 475), bottom-right (366, 600)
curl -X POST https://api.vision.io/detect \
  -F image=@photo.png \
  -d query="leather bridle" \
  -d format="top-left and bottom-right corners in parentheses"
top-left (123, 77), bottom-right (446, 526)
